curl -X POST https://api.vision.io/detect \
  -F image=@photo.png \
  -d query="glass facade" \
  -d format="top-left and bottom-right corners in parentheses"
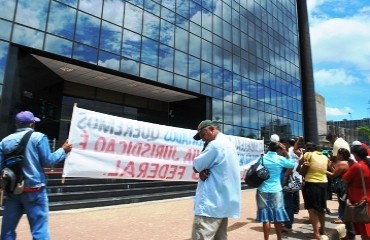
top-left (0, 0), bottom-right (304, 140)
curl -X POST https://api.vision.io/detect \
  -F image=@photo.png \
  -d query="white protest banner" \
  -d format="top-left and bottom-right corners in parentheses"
top-left (63, 106), bottom-right (264, 181)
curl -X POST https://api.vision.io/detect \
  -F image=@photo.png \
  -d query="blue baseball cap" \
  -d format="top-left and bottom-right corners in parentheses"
top-left (15, 111), bottom-right (40, 124)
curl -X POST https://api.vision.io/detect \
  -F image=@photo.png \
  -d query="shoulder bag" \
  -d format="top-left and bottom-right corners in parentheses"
top-left (283, 172), bottom-right (303, 192)
top-left (343, 164), bottom-right (370, 223)
top-left (245, 155), bottom-right (270, 188)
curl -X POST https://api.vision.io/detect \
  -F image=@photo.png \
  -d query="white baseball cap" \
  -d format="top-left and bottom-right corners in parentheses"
top-left (351, 140), bottom-right (361, 146)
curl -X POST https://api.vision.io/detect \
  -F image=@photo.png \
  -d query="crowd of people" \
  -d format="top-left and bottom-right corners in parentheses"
top-left (192, 123), bottom-right (370, 240)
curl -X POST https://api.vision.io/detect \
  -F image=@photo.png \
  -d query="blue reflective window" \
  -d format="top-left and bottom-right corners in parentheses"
top-left (201, 61), bottom-right (212, 84)
top-left (189, 1), bottom-right (201, 25)
top-left (143, 12), bottom-right (160, 40)
top-left (160, 20), bottom-right (175, 47)
top-left (213, 66), bottom-right (223, 87)
top-left (189, 34), bottom-right (201, 58)
top-left (213, 15), bottom-right (222, 36)
top-left (48, 1), bottom-right (77, 40)
top-left (15, 0), bottom-right (48, 30)
top-left (12, 25), bottom-right (44, 50)
top-left (189, 56), bottom-right (200, 80)
top-left (202, 28), bottom-right (212, 42)
top-left (201, 83), bottom-right (212, 96)
top-left (223, 2), bottom-right (232, 23)
top-left (250, 108), bottom-right (258, 129)
top-left (144, 0), bottom-right (160, 16)
top-left (141, 37), bottom-right (158, 67)
top-left (224, 70), bottom-right (232, 91)
top-left (44, 34), bottom-right (73, 57)
top-left (121, 58), bottom-right (139, 75)
top-left (103, 0), bottom-right (124, 25)
top-left (75, 12), bottom-right (100, 47)
top-left (0, 41), bottom-right (9, 85)
top-left (0, 20), bottom-right (11, 41)
top-left (213, 45), bottom-right (223, 67)
top-left (174, 74), bottom-right (187, 89)
top-left (161, 6), bottom-right (175, 22)
top-left (124, 3), bottom-right (143, 34)
top-left (201, 39), bottom-right (212, 62)
top-left (159, 44), bottom-right (173, 71)
top-left (201, 8), bottom-right (212, 31)
top-left (188, 78), bottom-right (200, 93)
top-left (127, 0), bottom-right (143, 8)
top-left (233, 103), bottom-right (241, 126)
top-left (140, 63), bottom-right (157, 81)
top-left (212, 98), bottom-right (223, 122)
top-left (162, 0), bottom-right (175, 11)
top-left (100, 21), bottom-right (122, 54)
top-left (0, 0), bottom-right (16, 20)
top-left (242, 106), bottom-right (250, 128)
top-left (176, 0), bottom-right (189, 18)
top-left (232, 8), bottom-right (240, 28)
top-left (175, 27), bottom-right (188, 53)
top-left (158, 69), bottom-right (173, 85)
top-left (174, 50), bottom-right (188, 76)
top-left (73, 43), bottom-right (98, 64)
top-left (98, 51), bottom-right (120, 71)
top-left (223, 101), bottom-right (233, 125)
top-left (122, 30), bottom-right (141, 61)
top-left (176, 14), bottom-right (189, 30)
top-left (79, 0), bottom-right (103, 17)
top-left (57, 0), bottom-right (77, 7)
top-left (212, 87), bottom-right (223, 99)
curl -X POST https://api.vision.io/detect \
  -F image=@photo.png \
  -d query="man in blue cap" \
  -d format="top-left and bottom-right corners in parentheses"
top-left (0, 111), bottom-right (72, 239)
top-left (191, 120), bottom-right (241, 240)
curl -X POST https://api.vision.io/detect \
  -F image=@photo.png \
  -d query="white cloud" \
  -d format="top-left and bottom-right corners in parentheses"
top-left (310, 18), bottom-right (370, 70)
top-left (314, 68), bottom-right (356, 86)
top-left (326, 106), bottom-right (353, 117)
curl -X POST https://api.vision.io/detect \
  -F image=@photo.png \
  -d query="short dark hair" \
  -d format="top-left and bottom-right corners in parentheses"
top-left (326, 133), bottom-right (337, 141)
top-left (337, 148), bottom-right (350, 160)
top-left (305, 142), bottom-right (321, 152)
top-left (268, 141), bottom-right (281, 152)
top-left (288, 139), bottom-right (295, 146)
top-left (351, 145), bottom-right (368, 159)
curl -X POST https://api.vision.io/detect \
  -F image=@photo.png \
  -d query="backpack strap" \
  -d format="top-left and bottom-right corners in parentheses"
top-left (19, 130), bottom-right (33, 148)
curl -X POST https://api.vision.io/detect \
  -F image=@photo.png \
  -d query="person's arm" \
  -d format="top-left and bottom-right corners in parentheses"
top-left (37, 135), bottom-right (71, 166)
top-left (327, 162), bottom-right (347, 178)
top-left (293, 137), bottom-right (303, 157)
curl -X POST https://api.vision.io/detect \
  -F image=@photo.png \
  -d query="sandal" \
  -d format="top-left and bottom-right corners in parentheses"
top-left (331, 218), bottom-right (343, 224)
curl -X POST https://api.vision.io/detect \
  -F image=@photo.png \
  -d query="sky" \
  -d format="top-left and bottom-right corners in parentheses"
top-left (307, 0), bottom-right (370, 121)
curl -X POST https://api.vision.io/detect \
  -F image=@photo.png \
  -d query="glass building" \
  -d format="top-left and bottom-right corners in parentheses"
top-left (0, 0), bottom-right (317, 144)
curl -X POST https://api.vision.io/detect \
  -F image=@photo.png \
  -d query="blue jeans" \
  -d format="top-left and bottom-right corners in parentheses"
top-left (1, 187), bottom-right (50, 240)
top-left (338, 195), bottom-right (346, 219)
top-left (283, 191), bottom-right (295, 229)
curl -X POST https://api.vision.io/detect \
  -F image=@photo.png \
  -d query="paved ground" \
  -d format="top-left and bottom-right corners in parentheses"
top-left (1, 189), bottom-right (346, 240)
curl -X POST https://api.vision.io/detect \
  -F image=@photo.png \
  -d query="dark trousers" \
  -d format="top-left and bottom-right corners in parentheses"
top-left (283, 191), bottom-right (296, 229)
top-left (293, 190), bottom-right (300, 212)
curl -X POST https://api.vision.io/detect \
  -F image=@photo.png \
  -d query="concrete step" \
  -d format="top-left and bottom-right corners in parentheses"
top-left (48, 190), bottom-right (196, 211)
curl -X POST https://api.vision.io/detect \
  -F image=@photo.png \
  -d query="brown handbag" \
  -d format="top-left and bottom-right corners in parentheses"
top-left (343, 164), bottom-right (370, 223)
top-left (297, 152), bottom-right (311, 176)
